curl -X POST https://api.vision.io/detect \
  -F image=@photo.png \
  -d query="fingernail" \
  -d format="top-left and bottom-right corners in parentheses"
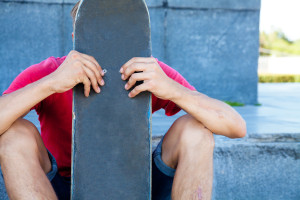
top-left (101, 71), bottom-right (104, 76)
top-left (101, 80), bottom-right (104, 86)
top-left (120, 68), bottom-right (123, 73)
top-left (97, 87), bottom-right (101, 93)
top-left (128, 93), bottom-right (132, 98)
top-left (125, 84), bottom-right (128, 90)
top-left (121, 74), bottom-right (125, 80)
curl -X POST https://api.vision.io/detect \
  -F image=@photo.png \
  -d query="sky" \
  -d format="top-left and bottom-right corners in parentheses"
top-left (260, 0), bottom-right (300, 41)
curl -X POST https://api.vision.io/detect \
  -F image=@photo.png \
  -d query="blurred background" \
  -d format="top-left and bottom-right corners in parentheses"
top-left (259, 0), bottom-right (300, 81)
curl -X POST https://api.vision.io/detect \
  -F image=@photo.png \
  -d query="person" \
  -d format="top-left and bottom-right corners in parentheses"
top-left (0, 1), bottom-right (246, 200)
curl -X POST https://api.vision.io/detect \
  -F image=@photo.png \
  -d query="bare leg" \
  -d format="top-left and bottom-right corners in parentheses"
top-left (0, 119), bottom-right (57, 200)
top-left (161, 114), bottom-right (214, 200)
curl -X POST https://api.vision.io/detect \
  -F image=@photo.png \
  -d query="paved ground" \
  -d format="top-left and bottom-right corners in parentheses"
top-left (25, 83), bottom-right (300, 141)
top-left (152, 83), bottom-right (300, 142)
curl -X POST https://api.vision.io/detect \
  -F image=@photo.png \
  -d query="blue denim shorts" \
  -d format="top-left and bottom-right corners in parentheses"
top-left (152, 137), bottom-right (175, 200)
top-left (0, 137), bottom-right (174, 200)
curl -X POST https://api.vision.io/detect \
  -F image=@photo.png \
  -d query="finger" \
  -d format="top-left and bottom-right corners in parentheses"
top-left (82, 66), bottom-right (100, 94)
top-left (125, 72), bottom-right (150, 90)
top-left (128, 82), bottom-right (149, 98)
top-left (81, 58), bottom-right (104, 86)
top-left (80, 53), bottom-right (105, 77)
top-left (122, 62), bottom-right (148, 80)
top-left (120, 57), bottom-right (155, 74)
top-left (82, 75), bottom-right (91, 97)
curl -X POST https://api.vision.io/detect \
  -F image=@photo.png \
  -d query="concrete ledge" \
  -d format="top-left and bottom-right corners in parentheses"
top-left (0, 0), bottom-right (63, 3)
top-left (168, 0), bottom-right (261, 10)
top-left (0, 0), bottom-right (164, 7)
top-left (146, 0), bottom-right (164, 7)
top-left (0, 0), bottom-right (261, 10)
top-left (152, 134), bottom-right (300, 200)
top-left (213, 141), bottom-right (300, 200)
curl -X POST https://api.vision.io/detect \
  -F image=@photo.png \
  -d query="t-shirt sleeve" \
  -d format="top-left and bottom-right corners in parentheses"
top-left (152, 59), bottom-right (196, 116)
top-left (2, 57), bottom-right (57, 112)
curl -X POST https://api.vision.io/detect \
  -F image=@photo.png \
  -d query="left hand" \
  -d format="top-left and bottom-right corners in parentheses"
top-left (120, 57), bottom-right (176, 100)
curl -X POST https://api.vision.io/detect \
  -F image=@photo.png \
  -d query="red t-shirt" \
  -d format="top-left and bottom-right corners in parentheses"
top-left (3, 57), bottom-right (195, 177)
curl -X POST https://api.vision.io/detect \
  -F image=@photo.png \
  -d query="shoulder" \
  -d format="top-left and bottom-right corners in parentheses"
top-left (2, 56), bottom-right (67, 95)
top-left (155, 58), bottom-right (177, 76)
top-left (155, 58), bottom-right (196, 91)
top-left (25, 56), bottom-right (66, 81)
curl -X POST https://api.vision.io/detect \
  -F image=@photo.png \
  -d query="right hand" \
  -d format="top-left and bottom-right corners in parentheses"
top-left (49, 50), bottom-right (104, 97)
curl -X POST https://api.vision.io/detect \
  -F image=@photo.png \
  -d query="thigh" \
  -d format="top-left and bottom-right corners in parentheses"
top-left (0, 151), bottom-right (70, 200)
top-left (0, 119), bottom-right (51, 174)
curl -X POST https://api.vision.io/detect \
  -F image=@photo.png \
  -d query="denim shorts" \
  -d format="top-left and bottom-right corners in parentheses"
top-left (0, 137), bottom-right (174, 200)
top-left (152, 136), bottom-right (175, 200)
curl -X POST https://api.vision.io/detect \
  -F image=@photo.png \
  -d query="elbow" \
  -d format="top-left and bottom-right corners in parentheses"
top-left (230, 118), bottom-right (247, 139)
top-left (236, 119), bottom-right (247, 138)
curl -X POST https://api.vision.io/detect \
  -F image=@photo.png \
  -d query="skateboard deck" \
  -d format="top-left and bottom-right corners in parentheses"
top-left (72, 0), bottom-right (152, 199)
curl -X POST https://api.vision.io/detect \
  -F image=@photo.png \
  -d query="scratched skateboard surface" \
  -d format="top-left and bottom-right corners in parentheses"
top-left (72, 0), bottom-right (152, 199)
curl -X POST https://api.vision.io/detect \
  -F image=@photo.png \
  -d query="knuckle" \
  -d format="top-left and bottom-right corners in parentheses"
top-left (96, 72), bottom-right (101, 78)
top-left (136, 64), bottom-right (143, 71)
top-left (71, 52), bottom-right (80, 60)
top-left (77, 68), bottom-right (84, 76)
top-left (124, 68), bottom-right (130, 76)
top-left (89, 55), bottom-right (95, 60)
top-left (73, 60), bottom-right (82, 67)
top-left (131, 74), bottom-right (137, 80)
top-left (92, 77), bottom-right (98, 84)
top-left (150, 72), bottom-right (156, 79)
top-left (152, 63), bottom-right (158, 69)
top-left (148, 81), bottom-right (154, 89)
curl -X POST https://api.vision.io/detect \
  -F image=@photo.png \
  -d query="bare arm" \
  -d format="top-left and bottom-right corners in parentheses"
top-left (0, 50), bottom-right (104, 135)
top-left (120, 57), bottom-right (246, 138)
top-left (0, 78), bottom-right (55, 134)
top-left (166, 84), bottom-right (246, 138)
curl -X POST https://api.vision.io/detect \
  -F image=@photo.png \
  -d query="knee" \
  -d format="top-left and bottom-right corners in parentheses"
top-left (0, 119), bottom-right (39, 160)
top-left (174, 115), bottom-right (215, 152)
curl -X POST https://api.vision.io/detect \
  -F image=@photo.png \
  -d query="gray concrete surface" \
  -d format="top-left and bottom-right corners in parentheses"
top-left (0, 0), bottom-right (260, 104)
top-left (152, 83), bottom-right (300, 139)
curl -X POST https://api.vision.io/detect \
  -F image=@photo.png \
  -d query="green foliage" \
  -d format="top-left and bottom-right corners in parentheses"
top-left (224, 101), bottom-right (245, 107)
top-left (260, 31), bottom-right (300, 56)
top-left (259, 74), bottom-right (300, 83)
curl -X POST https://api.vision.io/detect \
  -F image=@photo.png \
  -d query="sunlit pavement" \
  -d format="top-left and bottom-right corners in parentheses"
top-left (152, 83), bottom-right (300, 143)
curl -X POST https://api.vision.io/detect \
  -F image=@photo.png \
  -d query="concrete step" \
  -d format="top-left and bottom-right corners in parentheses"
top-left (212, 138), bottom-right (300, 200)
